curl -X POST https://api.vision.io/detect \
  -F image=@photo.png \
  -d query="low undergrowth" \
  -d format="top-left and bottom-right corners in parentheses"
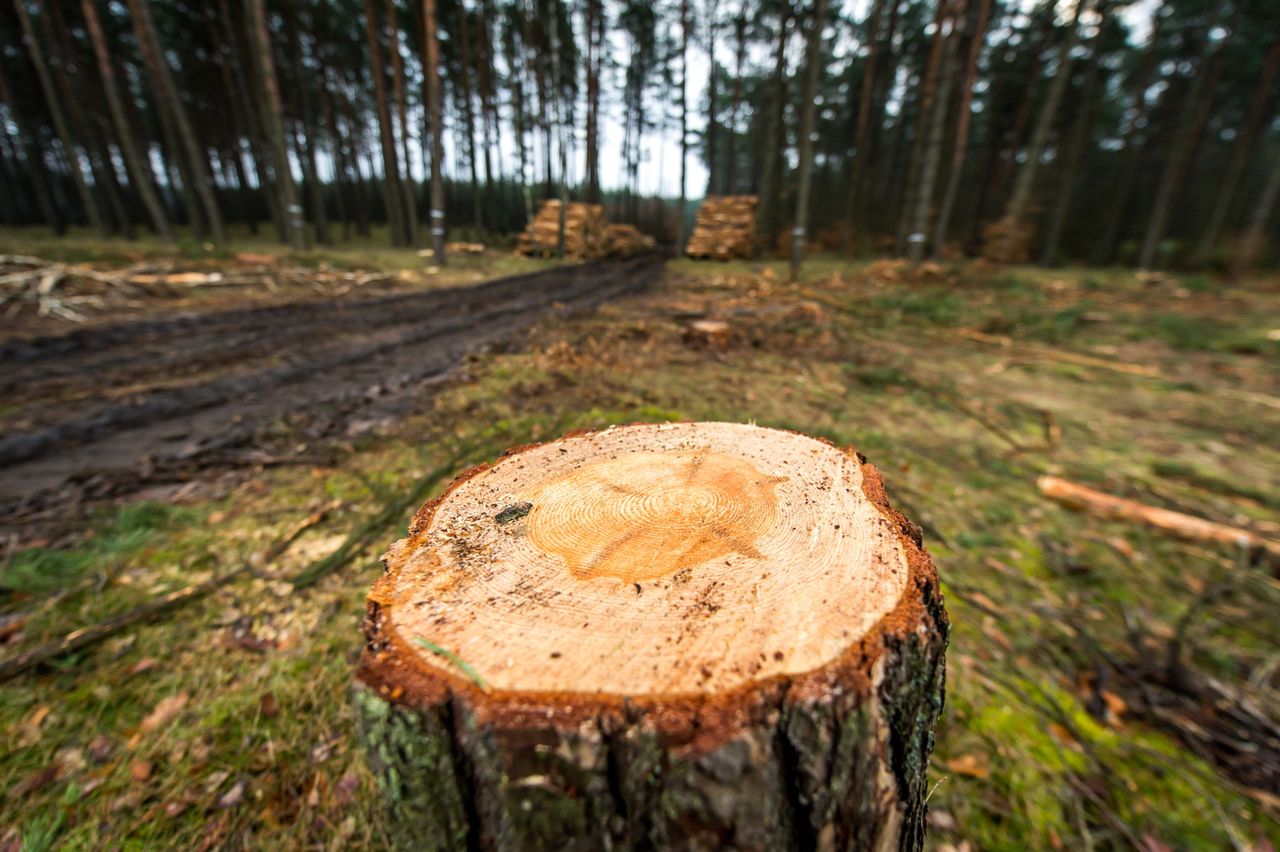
top-left (1, 256), bottom-right (1277, 848)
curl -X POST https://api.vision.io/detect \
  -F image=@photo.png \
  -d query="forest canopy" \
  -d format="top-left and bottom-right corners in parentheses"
top-left (1, 0), bottom-right (1277, 272)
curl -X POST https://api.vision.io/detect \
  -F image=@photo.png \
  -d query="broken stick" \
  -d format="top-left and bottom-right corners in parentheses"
top-left (1037, 475), bottom-right (1280, 567)
top-left (0, 500), bottom-right (339, 682)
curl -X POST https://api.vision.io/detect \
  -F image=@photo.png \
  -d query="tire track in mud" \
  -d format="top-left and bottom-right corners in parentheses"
top-left (0, 256), bottom-right (662, 532)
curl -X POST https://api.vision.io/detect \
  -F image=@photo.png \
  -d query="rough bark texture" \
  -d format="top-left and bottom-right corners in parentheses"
top-left (355, 426), bottom-right (948, 850)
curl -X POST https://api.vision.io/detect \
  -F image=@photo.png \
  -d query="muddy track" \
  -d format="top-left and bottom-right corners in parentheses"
top-left (0, 256), bottom-right (662, 536)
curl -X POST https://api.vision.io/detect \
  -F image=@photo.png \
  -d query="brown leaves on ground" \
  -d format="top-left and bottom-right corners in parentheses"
top-left (127, 691), bottom-right (189, 748)
top-left (944, 753), bottom-right (991, 779)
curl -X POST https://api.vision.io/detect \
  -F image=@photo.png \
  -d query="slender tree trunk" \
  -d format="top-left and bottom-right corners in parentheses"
top-left (583, 0), bottom-right (602, 202)
top-left (790, 0), bottom-right (829, 281)
top-left (547, 0), bottom-right (569, 257)
top-left (127, 0), bottom-right (226, 243)
top-left (424, 0), bottom-right (447, 264)
top-left (1231, 150), bottom-right (1280, 278)
top-left (1192, 39), bottom-right (1279, 267)
top-left (13, 0), bottom-right (106, 234)
top-left (894, 0), bottom-right (950, 256)
top-left (907, 0), bottom-right (963, 264)
top-left (724, 14), bottom-right (746, 196)
top-left (81, 0), bottom-right (170, 239)
top-left (968, 0), bottom-right (1054, 247)
top-left (988, 0), bottom-right (1087, 261)
top-left (931, 0), bottom-right (990, 255)
top-left (1039, 0), bottom-right (1109, 266)
top-left (248, 0), bottom-right (307, 249)
top-left (677, 0), bottom-right (689, 252)
top-left (362, 0), bottom-right (408, 245)
top-left (456, 6), bottom-right (485, 233)
top-left (1137, 8), bottom-right (1229, 269)
top-left (0, 64), bottom-right (63, 234)
top-left (1093, 10), bottom-right (1162, 265)
top-left (386, 0), bottom-right (420, 246)
top-left (704, 0), bottom-right (720, 197)
top-left (840, 0), bottom-right (887, 253)
top-left (758, 3), bottom-right (793, 249)
top-left (286, 9), bottom-right (331, 245)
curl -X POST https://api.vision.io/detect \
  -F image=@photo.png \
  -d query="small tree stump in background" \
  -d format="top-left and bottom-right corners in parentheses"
top-left (356, 422), bottom-right (948, 850)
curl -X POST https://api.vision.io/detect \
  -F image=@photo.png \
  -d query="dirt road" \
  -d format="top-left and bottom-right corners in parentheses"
top-left (0, 256), bottom-right (662, 539)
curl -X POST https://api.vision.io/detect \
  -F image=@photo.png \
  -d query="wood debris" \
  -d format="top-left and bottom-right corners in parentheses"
top-left (686, 195), bottom-right (758, 260)
top-left (1037, 475), bottom-right (1280, 567)
top-left (604, 223), bottom-right (656, 257)
top-left (445, 241), bottom-right (486, 255)
top-left (516, 200), bottom-right (609, 259)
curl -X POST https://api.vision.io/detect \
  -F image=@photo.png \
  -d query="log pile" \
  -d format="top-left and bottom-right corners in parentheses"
top-left (356, 421), bottom-right (948, 849)
top-left (604, 223), bottom-right (656, 257)
top-left (515, 200), bottom-right (608, 259)
top-left (686, 195), bottom-right (758, 260)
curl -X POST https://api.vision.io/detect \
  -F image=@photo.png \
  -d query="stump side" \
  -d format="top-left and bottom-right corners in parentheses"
top-left (356, 424), bottom-right (948, 850)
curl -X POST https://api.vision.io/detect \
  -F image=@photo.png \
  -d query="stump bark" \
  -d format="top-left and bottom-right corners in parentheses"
top-left (356, 422), bottom-right (948, 851)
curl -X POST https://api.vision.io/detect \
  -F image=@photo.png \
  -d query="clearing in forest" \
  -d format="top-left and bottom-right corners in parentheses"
top-left (0, 255), bottom-right (1277, 849)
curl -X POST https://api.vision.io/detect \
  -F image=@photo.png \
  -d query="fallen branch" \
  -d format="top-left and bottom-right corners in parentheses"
top-left (1037, 475), bottom-right (1280, 568)
top-left (289, 449), bottom-right (474, 588)
top-left (954, 329), bottom-right (1162, 378)
top-left (0, 500), bottom-right (339, 682)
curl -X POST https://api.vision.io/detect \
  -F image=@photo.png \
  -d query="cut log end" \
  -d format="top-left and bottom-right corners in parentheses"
top-left (357, 422), bottom-right (947, 850)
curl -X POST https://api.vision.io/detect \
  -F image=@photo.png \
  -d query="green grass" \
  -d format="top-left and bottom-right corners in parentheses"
top-left (1, 254), bottom-right (1276, 848)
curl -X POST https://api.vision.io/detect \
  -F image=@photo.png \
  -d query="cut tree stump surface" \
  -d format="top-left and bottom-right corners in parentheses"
top-left (357, 422), bottom-right (947, 850)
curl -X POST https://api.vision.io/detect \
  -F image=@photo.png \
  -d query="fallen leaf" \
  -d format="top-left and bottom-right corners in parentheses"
top-left (334, 770), bottom-right (360, 806)
top-left (9, 764), bottom-right (58, 798)
top-left (260, 693), bottom-right (279, 719)
top-left (217, 779), bottom-right (245, 809)
top-left (944, 754), bottom-right (989, 779)
top-left (165, 800), bottom-right (190, 819)
top-left (130, 657), bottom-right (160, 676)
top-left (88, 731), bottom-right (113, 757)
top-left (130, 759), bottom-right (153, 782)
top-left (138, 692), bottom-right (189, 735)
top-left (53, 747), bottom-right (86, 775)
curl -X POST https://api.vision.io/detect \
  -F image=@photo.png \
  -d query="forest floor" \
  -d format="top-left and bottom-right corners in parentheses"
top-left (1, 250), bottom-right (1278, 849)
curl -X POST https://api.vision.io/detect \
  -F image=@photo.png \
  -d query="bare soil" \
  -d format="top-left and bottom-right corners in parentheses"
top-left (0, 256), bottom-right (661, 543)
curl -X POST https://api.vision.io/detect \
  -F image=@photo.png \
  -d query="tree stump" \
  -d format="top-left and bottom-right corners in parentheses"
top-left (355, 422), bottom-right (948, 851)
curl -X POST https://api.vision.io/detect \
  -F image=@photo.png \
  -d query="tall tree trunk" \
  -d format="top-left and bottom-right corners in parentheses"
top-left (704, 0), bottom-right (720, 197)
top-left (1039, 0), bottom-right (1109, 266)
top-left (362, 0), bottom-right (408, 245)
top-left (907, 0), bottom-right (963, 264)
top-left (789, 0), bottom-right (829, 281)
top-left (987, 0), bottom-right (1087, 262)
top-left (1136, 7), bottom-right (1229, 269)
top-left (677, 0), bottom-right (689, 251)
top-left (286, 8), bottom-right (331, 245)
top-left (1231, 150), bottom-right (1280, 278)
top-left (547, 0), bottom-right (569, 257)
top-left (126, 0), bottom-right (226, 243)
top-left (841, 0), bottom-right (887, 253)
top-left (758, 2), bottom-right (793, 250)
top-left (1093, 9), bottom-right (1162, 265)
top-left (894, 0), bottom-right (949, 256)
top-left (457, 6), bottom-right (484, 234)
top-left (0, 64), bottom-right (64, 234)
top-left (725, 14), bottom-right (746, 196)
top-left (968, 0), bottom-right (1054, 248)
top-left (931, 0), bottom-right (990, 255)
top-left (247, 0), bottom-right (307, 249)
top-left (424, 0), bottom-right (447, 264)
top-left (82, 0), bottom-right (172, 240)
top-left (386, 0), bottom-right (420, 246)
top-left (1191, 39), bottom-right (1279, 267)
top-left (583, 0), bottom-right (603, 202)
top-left (12, 0), bottom-right (106, 235)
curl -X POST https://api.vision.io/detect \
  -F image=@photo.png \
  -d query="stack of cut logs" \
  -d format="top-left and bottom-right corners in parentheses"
top-left (516, 200), bottom-right (608, 259)
top-left (685, 195), bottom-right (758, 260)
top-left (605, 223), bottom-right (657, 257)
